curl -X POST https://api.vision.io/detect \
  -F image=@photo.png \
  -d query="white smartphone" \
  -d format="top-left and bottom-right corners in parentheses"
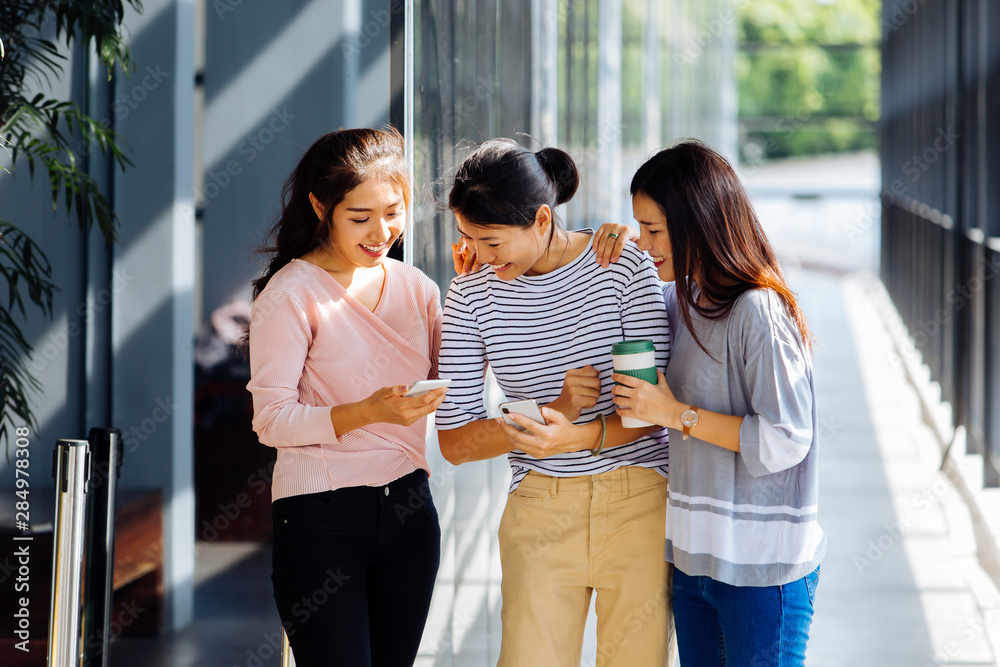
top-left (498, 399), bottom-right (547, 432)
top-left (403, 379), bottom-right (452, 397)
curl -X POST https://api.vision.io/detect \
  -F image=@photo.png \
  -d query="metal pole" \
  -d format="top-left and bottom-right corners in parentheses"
top-left (48, 439), bottom-right (91, 667)
top-left (81, 428), bottom-right (124, 667)
top-left (400, 0), bottom-right (415, 267)
top-left (281, 628), bottom-right (296, 667)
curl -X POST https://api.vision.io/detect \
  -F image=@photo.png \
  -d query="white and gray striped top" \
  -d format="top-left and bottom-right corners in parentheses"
top-left (435, 230), bottom-right (671, 492)
top-left (662, 281), bottom-right (826, 587)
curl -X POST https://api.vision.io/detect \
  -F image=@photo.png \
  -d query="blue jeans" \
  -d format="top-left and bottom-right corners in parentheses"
top-left (672, 566), bottom-right (819, 667)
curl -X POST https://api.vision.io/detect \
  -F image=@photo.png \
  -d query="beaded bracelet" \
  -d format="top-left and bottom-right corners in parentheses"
top-left (590, 413), bottom-right (607, 457)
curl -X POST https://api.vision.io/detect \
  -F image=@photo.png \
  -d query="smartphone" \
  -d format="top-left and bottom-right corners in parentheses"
top-left (403, 379), bottom-right (452, 397)
top-left (498, 399), bottom-right (547, 432)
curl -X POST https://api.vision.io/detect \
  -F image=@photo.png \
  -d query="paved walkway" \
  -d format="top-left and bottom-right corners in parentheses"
top-left (799, 270), bottom-right (998, 667)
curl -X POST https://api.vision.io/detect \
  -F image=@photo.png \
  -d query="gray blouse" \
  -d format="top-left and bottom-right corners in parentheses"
top-left (662, 282), bottom-right (826, 587)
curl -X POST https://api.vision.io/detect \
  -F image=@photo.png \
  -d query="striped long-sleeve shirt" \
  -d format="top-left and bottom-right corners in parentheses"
top-left (436, 230), bottom-right (671, 492)
top-left (662, 281), bottom-right (826, 587)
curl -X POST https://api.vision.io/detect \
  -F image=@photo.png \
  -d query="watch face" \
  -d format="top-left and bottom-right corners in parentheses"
top-left (681, 409), bottom-right (699, 428)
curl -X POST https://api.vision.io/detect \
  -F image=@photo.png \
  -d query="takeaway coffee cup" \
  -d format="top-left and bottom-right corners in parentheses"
top-left (612, 340), bottom-right (658, 428)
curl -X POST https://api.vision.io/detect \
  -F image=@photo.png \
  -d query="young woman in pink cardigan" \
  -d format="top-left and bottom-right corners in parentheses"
top-left (246, 128), bottom-right (447, 667)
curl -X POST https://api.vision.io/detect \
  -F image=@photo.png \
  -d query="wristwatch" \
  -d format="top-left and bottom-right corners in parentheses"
top-left (680, 406), bottom-right (700, 440)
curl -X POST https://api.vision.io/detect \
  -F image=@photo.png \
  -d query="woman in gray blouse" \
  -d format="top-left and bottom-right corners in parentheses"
top-left (612, 140), bottom-right (824, 667)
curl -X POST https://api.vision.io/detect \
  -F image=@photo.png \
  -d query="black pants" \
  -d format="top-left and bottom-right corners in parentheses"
top-left (271, 469), bottom-right (441, 667)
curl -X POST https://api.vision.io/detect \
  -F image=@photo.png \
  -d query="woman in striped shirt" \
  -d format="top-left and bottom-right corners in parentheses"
top-left (436, 139), bottom-right (677, 667)
top-left (612, 141), bottom-right (824, 666)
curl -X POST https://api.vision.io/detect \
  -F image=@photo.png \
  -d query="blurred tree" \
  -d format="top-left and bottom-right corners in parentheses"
top-left (737, 0), bottom-right (881, 161)
top-left (0, 0), bottom-right (141, 451)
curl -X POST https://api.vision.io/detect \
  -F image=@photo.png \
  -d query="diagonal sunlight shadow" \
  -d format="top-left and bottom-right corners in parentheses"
top-left (797, 270), bottom-right (936, 666)
top-left (203, 0), bottom-right (358, 171)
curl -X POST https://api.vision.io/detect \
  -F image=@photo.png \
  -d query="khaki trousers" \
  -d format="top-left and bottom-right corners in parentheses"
top-left (497, 467), bottom-right (677, 667)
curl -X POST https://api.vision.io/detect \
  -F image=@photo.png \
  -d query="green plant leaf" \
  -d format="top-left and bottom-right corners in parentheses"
top-left (0, 0), bottom-right (141, 452)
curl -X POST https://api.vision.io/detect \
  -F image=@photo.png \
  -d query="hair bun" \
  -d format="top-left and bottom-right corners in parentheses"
top-left (535, 147), bottom-right (580, 205)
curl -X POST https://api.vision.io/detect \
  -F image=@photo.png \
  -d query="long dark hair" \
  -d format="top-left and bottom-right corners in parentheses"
top-left (630, 140), bottom-right (812, 352)
top-left (449, 138), bottom-right (579, 246)
top-left (250, 127), bottom-right (410, 301)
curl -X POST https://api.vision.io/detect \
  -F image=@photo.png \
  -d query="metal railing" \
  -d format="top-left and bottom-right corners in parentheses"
top-left (880, 0), bottom-right (1000, 488)
top-left (47, 428), bottom-right (124, 667)
top-left (881, 200), bottom-right (1000, 487)
top-left (81, 428), bottom-right (125, 667)
top-left (48, 440), bottom-right (91, 666)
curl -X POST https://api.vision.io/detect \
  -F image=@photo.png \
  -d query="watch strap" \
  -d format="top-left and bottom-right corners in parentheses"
top-left (682, 406), bottom-right (700, 440)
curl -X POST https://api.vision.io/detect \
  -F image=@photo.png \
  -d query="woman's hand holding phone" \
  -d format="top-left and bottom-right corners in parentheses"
top-left (546, 366), bottom-right (601, 422)
top-left (361, 384), bottom-right (449, 427)
top-left (496, 406), bottom-right (598, 459)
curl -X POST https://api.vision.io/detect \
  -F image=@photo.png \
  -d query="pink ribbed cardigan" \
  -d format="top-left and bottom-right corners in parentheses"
top-left (247, 258), bottom-right (442, 501)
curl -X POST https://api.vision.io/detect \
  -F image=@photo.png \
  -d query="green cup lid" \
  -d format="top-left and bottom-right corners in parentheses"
top-left (611, 340), bottom-right (655, 355)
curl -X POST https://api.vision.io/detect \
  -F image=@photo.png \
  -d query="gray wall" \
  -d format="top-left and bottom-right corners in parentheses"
top-left (198, 0), bottom-right (393, 327)
top-left (111, 0), bottom-right (197, 631)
